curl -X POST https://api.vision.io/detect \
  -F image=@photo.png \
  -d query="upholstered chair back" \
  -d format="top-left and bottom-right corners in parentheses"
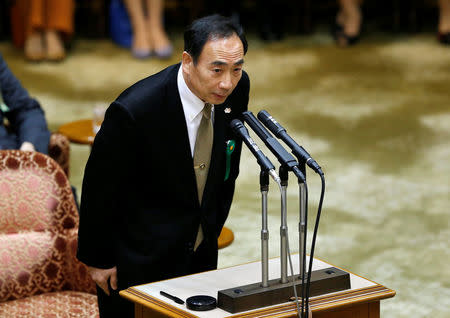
top-left (0, 150), bottom-right (95, 302)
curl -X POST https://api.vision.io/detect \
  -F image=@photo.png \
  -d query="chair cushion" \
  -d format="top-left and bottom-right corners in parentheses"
top-left (0, 151), bottom-right (78, 234)
top-left (0, 228), bottom-right (96, 302)
top-left (0, 291), bottom-right (99, 317)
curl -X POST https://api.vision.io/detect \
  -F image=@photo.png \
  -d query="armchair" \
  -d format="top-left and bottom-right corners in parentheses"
top-left (0, 150), bottom-right (98, 317)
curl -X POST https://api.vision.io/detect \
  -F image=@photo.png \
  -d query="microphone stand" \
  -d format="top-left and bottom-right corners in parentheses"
top-left (260, 170), bottom-right (270, 288)
top-left (279, 165), bottom-right (289, 284)
top-left (218, 116), bottom-right (351, 316)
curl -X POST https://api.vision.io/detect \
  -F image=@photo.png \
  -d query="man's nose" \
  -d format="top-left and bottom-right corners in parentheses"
top-left (219, 73), bottom-right (233, 90)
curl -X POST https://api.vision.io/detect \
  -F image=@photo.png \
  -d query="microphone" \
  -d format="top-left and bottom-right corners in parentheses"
top-left (230, 119), bottom-right (280, 183)
top-left (258, 110), bottom-right (323, 175)
top-left (242, 112), bottom-right (305, 183)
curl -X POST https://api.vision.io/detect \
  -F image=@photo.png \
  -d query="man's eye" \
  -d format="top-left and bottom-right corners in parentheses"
top-left (234, 68), bottom-right (242, 72)
top-left (214, 69), bottom-right (221, 73)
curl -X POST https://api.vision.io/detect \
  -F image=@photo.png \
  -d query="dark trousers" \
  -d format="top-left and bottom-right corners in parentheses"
top-left (96, 242), bottom-right (213, 318)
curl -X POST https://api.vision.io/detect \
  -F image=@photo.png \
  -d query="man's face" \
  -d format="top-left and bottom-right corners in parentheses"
top-left (182, 34), bottom-right (245, 105)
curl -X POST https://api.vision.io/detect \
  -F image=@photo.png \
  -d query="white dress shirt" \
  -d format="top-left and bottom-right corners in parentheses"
top-left (177, 66), bottom-right (214, 157)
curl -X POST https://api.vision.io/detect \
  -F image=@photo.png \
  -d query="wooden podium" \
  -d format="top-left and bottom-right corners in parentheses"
top-left (120, 256), bottom-right (395, 318)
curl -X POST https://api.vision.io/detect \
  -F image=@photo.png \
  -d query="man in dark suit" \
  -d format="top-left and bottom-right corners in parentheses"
top-left (0, 54), bottom-right (50, 153)
top-left (77, 14), bottom-right (250, 317)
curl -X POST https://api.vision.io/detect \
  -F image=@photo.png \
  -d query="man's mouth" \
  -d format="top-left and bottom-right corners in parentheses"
top-left (214, 93), bottom-right (227, 99)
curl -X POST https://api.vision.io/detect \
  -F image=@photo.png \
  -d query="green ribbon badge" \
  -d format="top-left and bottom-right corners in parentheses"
top-left (224, 140), bottom-right (236, 181)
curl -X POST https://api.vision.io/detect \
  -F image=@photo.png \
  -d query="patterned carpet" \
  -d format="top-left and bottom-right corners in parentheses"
top-left (1, 31), bottom-right (449, 317)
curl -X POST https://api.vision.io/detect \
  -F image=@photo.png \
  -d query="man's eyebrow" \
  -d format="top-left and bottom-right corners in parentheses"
top-left (211, 59), bottom-right (245, 66)
top-left (211, 61), bottom-right (227, 66)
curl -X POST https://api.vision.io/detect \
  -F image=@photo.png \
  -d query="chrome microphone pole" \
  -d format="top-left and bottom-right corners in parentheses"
top-left (299, 181), bottom-right (307, 280)
top-left (279, 166), bottom-right (289, 284)
top-left (260, 170), bottom-right (270, 287)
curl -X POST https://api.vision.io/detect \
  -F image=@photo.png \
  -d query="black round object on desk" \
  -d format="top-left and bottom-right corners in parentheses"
top-left (186, 295), bottom-right (217, 311)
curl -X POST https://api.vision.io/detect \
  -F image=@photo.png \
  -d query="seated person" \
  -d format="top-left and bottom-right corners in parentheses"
top-left (0, 53), bottom-right (50, 153)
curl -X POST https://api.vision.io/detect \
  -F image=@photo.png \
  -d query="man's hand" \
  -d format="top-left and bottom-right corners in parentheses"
top-left (88, 266), bottom-right (117, 296)
top-left (20, 142), bottom-right (35, 152)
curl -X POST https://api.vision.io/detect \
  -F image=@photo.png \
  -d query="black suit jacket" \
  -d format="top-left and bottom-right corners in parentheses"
top-left (77, 63), bottom-right (249, 288)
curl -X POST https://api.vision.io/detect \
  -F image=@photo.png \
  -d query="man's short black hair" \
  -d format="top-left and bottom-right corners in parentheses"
top-left (184, 14), bottom-right (248, 64)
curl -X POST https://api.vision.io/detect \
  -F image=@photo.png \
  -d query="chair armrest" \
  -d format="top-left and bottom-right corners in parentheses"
top-left (64, 228), bottom-right (97, 295)
top-left (48, 132), bottom-right (70, 177)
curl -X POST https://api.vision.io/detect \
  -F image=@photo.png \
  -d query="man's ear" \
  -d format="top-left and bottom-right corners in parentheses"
top-left (182, 51), bottom-right (193, 75)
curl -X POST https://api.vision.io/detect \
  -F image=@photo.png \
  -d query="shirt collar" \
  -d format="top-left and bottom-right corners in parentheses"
top-left (177, 66), bottom-right (207, 122)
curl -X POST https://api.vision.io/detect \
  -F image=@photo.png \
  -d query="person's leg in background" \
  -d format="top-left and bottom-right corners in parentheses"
top-left (438, 0), bottom-right (450, 44)
top-left (11, 0), bottom-right (73, 61)
top-left (23, 0), bottom-right (45, 61)
top-left (123, 0), bottom-right (152, 58)
top-left (45, 0), bottom-right (74, 61)
top-left (334, 0), bottom-right (362, 47)
top-left (146, 0), bottom-right (172, 59)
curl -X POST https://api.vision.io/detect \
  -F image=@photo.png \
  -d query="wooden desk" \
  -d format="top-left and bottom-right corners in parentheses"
top-left (58, 119), bottom-right (96, 145)
top-left (120, 256), bottom-right (395, 318)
